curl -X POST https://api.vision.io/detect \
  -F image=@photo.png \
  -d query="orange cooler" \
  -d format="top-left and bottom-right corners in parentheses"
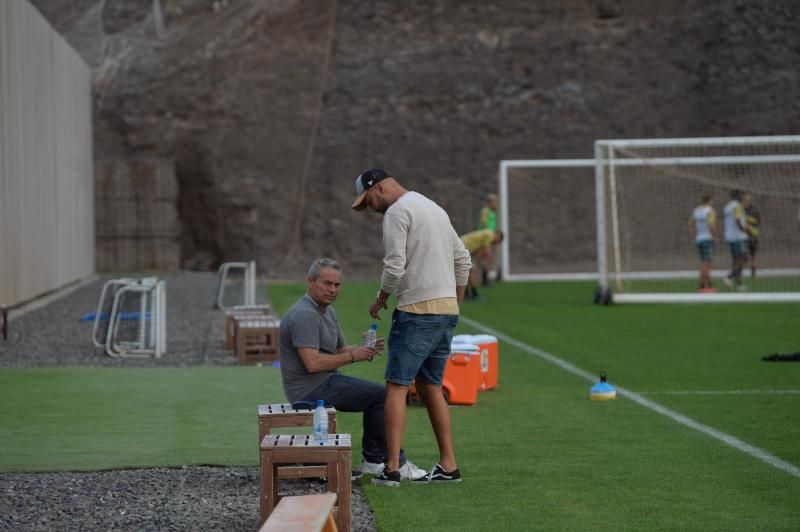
top-left (471, 334), bottom-right (499, 391)
top-left (453, 334), bottom-right (499, 392)
top-left (441, 343), bottom-right (481, 406)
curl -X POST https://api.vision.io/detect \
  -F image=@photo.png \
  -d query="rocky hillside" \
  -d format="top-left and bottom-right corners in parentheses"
top-left (31, 0), bottom-right (800, 279)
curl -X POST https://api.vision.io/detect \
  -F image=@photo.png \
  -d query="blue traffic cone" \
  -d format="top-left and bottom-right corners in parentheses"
top-left (590, 371), bottom-right (616, 400)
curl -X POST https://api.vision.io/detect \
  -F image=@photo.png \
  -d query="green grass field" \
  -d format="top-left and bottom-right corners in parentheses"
top-left (1, 280), bottom-right (799, 530)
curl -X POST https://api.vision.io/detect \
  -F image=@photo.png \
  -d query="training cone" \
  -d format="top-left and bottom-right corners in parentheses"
top-left (590, 371), bottom-right (616, 400)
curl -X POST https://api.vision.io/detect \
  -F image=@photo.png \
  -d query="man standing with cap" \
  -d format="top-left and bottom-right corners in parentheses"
top-left (352, 168), bottom-right (472, 487)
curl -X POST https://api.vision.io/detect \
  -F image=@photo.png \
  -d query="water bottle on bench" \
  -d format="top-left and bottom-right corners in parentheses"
top-left (313, 399), bottom-right (328, 444)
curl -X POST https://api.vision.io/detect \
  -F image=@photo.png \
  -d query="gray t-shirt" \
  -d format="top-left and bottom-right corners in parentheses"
top-left (279, 294), bottom-right (346, 403)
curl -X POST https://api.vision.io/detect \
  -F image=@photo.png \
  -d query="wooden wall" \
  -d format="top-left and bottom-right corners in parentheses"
top-left (0, 0), bottom-right (94, 306)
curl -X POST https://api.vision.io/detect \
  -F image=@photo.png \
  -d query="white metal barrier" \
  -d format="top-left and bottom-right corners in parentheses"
top-left (92, 277), bottom-right (167, 358)
top-left (215, 261), bottom-right (256, 310)
top-left (91, 278), bottom-right (136, 348)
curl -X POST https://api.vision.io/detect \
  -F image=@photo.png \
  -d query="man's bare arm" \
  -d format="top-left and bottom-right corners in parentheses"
top-left (297, 345), bottom-right (377, 372)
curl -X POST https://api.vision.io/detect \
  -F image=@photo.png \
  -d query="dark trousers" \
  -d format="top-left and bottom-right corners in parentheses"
top-left (304, 373), bottom-right (407, 466)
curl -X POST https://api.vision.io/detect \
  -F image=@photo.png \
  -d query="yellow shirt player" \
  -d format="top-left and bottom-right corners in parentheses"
top-left (460, 229), bottom-right (503, 300)
top-left (462, 229), bottom-right (496, 254)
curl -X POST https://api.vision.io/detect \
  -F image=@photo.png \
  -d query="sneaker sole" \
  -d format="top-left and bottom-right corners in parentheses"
top-left (411, 477), bottom-right (462, 484)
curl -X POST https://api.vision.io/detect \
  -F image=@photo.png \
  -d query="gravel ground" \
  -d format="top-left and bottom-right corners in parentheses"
top-left (0, 273), bottom-right (377, 531)
top-left (1, 272), bottom-right (239, 368)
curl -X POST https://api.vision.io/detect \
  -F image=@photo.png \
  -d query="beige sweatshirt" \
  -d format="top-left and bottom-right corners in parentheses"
top-left (380, 191), bottom-right (472, 306)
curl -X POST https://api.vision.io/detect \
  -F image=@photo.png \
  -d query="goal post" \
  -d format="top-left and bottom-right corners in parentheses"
top-left (595, 135), bottom-right (800, 303)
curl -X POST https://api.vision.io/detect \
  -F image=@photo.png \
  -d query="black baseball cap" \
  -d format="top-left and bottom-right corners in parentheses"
top-left (352, 168), bottom-right (390, 211)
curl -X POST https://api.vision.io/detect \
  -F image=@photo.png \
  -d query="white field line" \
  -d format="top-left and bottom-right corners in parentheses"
top-left (459, 315), bottom-right (800, 480)
top-left (639, 390), bottom-right (800, 396)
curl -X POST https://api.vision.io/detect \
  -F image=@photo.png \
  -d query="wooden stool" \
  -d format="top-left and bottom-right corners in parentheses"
top-left (234, 317), bottom-right (280, 364)
top-left (260, 434), bottom-right (351, 532)
top-left (259, 493), bottom-right (338, 532)
top-left (259, 404), bottom-right (338, 479)
top-left (225, 305), bottom-right (273, 350)
top-left (258, 403), bottom-right (338, 447)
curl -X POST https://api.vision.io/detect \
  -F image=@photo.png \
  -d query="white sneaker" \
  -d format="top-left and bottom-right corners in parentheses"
top-left (358, 460), bottom-right (384, 475)
top-left (722, 276), bottom-right (734, 288)
top-left (398, 460), bottom-right (427, 480)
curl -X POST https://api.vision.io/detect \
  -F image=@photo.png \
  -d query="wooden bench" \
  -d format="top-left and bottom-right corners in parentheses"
top-left (234, 317), bottom-right (280, 364)
top-left (260, 434), bottom-right (351, 532)
top-left (258, 403), bottom-right (338, 479)
top-left (259, 493), bottom-right (338, 532)
top-left (224, 304), bottom-right (273, 350)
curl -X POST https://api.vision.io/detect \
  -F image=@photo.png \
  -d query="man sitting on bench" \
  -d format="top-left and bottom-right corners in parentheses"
top-left (279, 257), bottom-right (427, 481)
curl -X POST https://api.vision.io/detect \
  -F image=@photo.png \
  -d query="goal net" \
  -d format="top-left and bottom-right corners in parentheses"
top-left (595, 135), bottom-right (800, 303)
top-left (498, 160), bottom-right (598, 281)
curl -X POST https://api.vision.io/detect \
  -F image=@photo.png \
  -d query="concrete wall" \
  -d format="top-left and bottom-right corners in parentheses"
top-left (0, 0), bottom-right (94, 306)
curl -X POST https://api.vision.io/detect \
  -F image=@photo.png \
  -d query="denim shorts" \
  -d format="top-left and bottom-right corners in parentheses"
top-left (697, 240), bottom-right (715, 262)
top-left (385, 310), bottom-right (459, 386)
top-left (728, 240), bottom-right (748, 257)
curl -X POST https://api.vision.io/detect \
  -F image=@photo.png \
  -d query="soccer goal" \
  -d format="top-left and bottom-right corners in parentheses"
top-left (595, 135), bottom-right (800, 303)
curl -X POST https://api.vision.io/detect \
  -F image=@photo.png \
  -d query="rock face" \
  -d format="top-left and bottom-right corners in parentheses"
top-left (30, 0), bottom-right (800, 279)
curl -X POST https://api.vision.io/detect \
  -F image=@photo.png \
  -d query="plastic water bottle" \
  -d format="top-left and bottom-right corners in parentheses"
top-left (312, 400), bottom-right (328, 444)
top-left (364, 323), bottom-right (378, 348)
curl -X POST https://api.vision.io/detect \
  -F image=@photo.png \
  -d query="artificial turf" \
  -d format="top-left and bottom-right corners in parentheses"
top-left (1, 279), bottom-right (798, 530)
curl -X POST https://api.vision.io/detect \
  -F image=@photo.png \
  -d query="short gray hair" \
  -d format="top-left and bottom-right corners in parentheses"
top-left (307, 257), bottom-right (342, 280)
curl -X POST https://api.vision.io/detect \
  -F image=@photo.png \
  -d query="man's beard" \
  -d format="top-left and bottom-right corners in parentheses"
top-left (374, 197), bottom-right (390, 214)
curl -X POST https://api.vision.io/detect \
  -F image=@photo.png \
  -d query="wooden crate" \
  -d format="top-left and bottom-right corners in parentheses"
top-left (224, 304), bottom-right (273, 350)
top-left (234, 317), bottom-right (280, 365)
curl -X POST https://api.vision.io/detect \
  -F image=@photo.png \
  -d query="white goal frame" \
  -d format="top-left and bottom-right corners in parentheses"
top-left (595, 135), bottom-right (800, 304)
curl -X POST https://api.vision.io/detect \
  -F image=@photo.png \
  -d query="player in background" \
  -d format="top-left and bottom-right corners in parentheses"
top-left (723, 189), bottom-right (750, 291)
top-left (476, 193), bottom-right (498, 285)
top-left (741, 192), bottom-right (760, 280)
top-left (688, 195), bottom-right (718, 292)
top-left (461, 228), bottom-right (504, 300)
